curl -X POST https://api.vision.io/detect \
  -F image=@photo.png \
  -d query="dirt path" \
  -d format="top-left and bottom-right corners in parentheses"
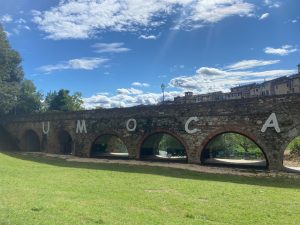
top-left (18, 152), bottom-right (300, 179)
top-left (284, 157), bottom-right (300, 167)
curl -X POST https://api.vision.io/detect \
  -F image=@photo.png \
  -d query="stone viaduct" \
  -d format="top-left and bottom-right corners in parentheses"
top-left (0, 94), bottom-right (300, 171)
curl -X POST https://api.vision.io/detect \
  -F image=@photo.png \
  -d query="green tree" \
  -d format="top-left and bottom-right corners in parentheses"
top-left (16, 80), bottom-right (43, 114)
top-left (206, 133), bottom-right (263, 159)
top-left (45, 89), bottom-right (83, 112)
top-left (0, 25), bottom-right (24, 114)
top-left (225, 133), bottom-right (257, 153)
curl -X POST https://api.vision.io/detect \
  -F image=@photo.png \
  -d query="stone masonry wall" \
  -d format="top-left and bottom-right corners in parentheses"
top-left (1, 94), bottom-right (300, 171)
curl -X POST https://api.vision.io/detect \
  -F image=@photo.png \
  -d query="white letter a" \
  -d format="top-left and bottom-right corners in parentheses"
top-left (261, 113), bottom-right (280, 133)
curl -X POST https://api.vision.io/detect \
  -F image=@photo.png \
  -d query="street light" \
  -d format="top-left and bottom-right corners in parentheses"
top-left (161, 83), bottom-right (165, 104)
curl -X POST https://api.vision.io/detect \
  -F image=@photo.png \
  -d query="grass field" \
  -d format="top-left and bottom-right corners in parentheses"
top-left (0, 152), bottom-right (299, 225)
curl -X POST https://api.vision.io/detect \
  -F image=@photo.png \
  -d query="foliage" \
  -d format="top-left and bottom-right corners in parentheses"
top-left (0, 153), bottom-right (300, 225)
top-left (0, 25), bottom-right (24, 114)
top-left (158, 134), bottom-right (185, 156)
top-left (287, 137), bottom-right (300, 156)
top-left (205, 133), bottom-right (263, 159)
top-left (92, 135), bottom-right (128, 156)
top-left (0, 26), bottom-right (84, 115)
top-left (44, 89), bottom-right (83, 112)
top-left (15, 80), bottom-right (43, 114)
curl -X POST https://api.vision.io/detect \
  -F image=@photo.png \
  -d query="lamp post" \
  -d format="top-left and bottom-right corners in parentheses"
top-left (161, 83), bottom-right (165, 104)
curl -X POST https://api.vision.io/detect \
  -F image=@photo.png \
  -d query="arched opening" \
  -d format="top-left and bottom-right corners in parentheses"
top-left (90, 134), bottom-right (128, 158)
top-left (59, 130), bottom-right (73, 155)
top-left (23, 130), bottom-right (40, 152)
top-left (283, 136), bottom-right (300, 170)
top-left (0, 126), bottom-right (19, 151)
top-left (201, 132), bottom-right (267, 168)
top-left (140, 133), bottom-right (187, 162)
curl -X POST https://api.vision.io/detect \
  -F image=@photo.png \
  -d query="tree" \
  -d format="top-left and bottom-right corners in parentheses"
top-left (205, 133), bottom-right (263, 159)
top-left (225, 133), bottom-right (257, 153)
top-left (0, 25), bottom-right (24, 114)
top-left (16, 80), bottom-right (43, 114)
top-left (45, 89), bottom-right (83, 112)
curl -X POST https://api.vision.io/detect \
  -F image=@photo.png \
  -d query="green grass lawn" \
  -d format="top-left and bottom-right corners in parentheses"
top-left (0, 152), bottom-right (299, 225)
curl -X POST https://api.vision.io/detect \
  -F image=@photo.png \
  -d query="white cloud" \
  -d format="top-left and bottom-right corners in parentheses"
top-left (169, 66), bottom-right (295, 93)
top-left (181, 0), bottom-right (254, 29)
top-left (4, 30), bottom-right (11, 37)
top-left (264, 45), bottom-right (298, 56)
top-left (92, 43), bottom-right (130, 53)
top-left (23, 25), bottom-right (31, 30)
top-left (2, 17), bottom-right (31, 36)
top-left (84, 90), bottom-right (182, 109)
top-left (96, 92), bottom-right (109, 96)
top-left (31, 10), bottom-right (42, 17)
top-left (37, 57), bottom-right (109, 73)
top-left (158, 75), bottom-right (168, 78)
top-left (291, 19), bottom-right (297, 23)
top-left (226, 59), bottom-right (280, 70)
top-left (12, 24), bottom-right (31, 35)
top-left (132, 82), bottom-right (150, 87)
top-left (15, 18), bottom-right (27, 24)
top-left (264, 0), bottom-right (280, 8)
top-left (33, 0), bottom-right (255, 40)
top-left (259, 13), bottom-right (269, 20)
top-left (171, 64), bottom-right (185, 72)
top-left (139, 34), bottom-right (158, 40)
top-left (117, 88), bottom-right (143, 95)
top-left (0, 14), bottom-right (13, 23)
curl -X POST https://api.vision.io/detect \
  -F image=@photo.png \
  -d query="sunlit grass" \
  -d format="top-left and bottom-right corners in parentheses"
top-left (0, 152), bottom-right (299, 225)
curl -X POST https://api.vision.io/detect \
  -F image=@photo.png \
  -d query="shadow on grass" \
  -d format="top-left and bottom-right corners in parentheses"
top-left (2, 151), bottom-right (300, 189)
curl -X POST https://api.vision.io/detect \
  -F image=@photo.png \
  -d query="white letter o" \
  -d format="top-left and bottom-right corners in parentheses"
top-left (126, 119), bottom-right (137, 132)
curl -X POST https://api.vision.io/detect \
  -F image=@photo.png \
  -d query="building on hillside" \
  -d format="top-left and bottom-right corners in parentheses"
top-left (173, 64), bottom-right (300, 104)
top-left (290, 73), bottom-right (300, 93)
top-left (174, 91), bottom-right (223, 104)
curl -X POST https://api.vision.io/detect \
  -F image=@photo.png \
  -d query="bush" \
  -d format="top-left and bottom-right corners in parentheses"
top-left (289, 138), bottom-right (300, 156)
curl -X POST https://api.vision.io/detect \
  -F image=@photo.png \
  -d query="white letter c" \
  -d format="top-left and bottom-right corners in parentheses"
top-left (185, 117), bottom-right (199, 134)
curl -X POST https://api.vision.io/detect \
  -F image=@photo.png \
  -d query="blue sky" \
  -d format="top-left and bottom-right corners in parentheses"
top-left (0, 0), bottom-right (299, 108)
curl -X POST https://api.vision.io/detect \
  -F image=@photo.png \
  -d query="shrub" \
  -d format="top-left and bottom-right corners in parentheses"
top-left (288, 137), bottom-right (300, 156)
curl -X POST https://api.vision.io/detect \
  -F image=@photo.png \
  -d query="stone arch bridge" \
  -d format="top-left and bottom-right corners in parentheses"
top-left (1, 94), bottom-right (300, 171)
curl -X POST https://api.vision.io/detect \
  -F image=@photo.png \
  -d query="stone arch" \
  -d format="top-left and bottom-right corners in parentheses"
top-left (138, 129), bottom-right (188, 162)
top-left (199, 127), bottom-right (269, 168)
top-left (58, 130), bottom-right (73, 155)
top-left (90, 132), bottom-right (128, 158)
top-left (21, 130), bottom-right (41, 152)
top-left (280, 125), bottom-right (300, 158)
top-left (0, 125), bottom-right (19, 151)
